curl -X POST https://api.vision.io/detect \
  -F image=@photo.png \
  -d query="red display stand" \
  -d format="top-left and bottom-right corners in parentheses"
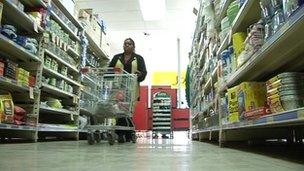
top-left (172, 108), bottom-right (190, 131)
top-left (151, 86), bottom-right (177, 108)
top-left (132, 86), bottom-right (149, 130)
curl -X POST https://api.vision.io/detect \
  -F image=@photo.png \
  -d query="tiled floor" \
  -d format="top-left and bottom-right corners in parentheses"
top-left (0, 137), bottom-right (303, 171)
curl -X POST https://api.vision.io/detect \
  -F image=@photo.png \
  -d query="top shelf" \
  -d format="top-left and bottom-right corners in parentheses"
top-left (85, 32), bottom-right (109, 61)
top-left (51, 0), bottom-right (84, 29)
top-left (216, 0), bottom-right (232, 26)
top-left (19, 0), bottom-right (47, 8)
top-left (225, 6), bottom-right (304, 88)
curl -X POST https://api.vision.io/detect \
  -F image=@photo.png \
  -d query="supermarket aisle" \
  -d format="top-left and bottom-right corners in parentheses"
top-left (0, 139), bottom-right (303, 171)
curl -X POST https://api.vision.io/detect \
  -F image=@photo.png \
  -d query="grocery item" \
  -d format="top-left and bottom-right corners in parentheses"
top-left (227, 0), bottom-right (241, 24)
top-left (237, 82), bottom-right (268, 120)
top-left (46, 98), bottom-right (63, 109)
top-left (266, 72), bottom-right (304, 113)
top-left (260, 0), bottom-right (275, 19)
top-left (14, 105), bottom-right (26, 125)
top-left (4, 59), bottom-right (18, 80)
top-left (232, 32), bottom-right (247, 57)
top-left (0, 60), bottom-right (4, 76)
top-left (283, 0), bottom-right (300, 18)
top-left (0, 2), bottom-right (3, 25)
top-left (228, 86), bottom-right (239, 123)
top-left (0, 93), bottom-right (14, 123)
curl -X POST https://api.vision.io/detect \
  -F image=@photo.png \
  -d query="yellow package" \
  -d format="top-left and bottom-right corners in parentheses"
top-left (228, 86), bottom-right (239, 123)
top-left (232, 32), bottom-right (247, 57)
top-left (0, 93), bottom-right (14, 123)
top-left (237, 82), bottom-right (267, 120)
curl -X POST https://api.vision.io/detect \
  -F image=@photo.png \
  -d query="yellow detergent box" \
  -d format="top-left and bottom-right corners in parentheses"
top-left (237, 82), bottom-right (267, 120)
top-left (228, 86), bottom-right (239, 123)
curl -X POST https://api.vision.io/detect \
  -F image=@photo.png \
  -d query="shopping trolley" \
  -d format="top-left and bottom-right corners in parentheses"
top-left (81, 67), bottom-right (138, 145)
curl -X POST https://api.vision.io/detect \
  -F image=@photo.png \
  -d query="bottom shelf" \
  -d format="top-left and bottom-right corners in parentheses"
top-left (0, 123), bottom-right (36, 131)
top-left (38, 124), bottom-right (78, 132)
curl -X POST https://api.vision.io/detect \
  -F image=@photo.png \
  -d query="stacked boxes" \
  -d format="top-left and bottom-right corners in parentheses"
top-left (17, 68), bottom-right (30, 87)
top-left (78, 9), bottom-right (102, 47)
top-left (266, 72), bottom-right (304, 113)
top-left (4, 59), bottom-right (18, 80)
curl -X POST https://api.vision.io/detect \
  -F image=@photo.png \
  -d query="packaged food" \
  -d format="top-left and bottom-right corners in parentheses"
top-left (0, 93), bottom-right (14, 123)
top-left (237, 82), bottom-right (267, 120)
top-left (228, 86), bottom-right (239, 123)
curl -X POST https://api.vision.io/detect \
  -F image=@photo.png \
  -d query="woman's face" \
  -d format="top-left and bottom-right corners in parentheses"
top-left (123, 39), bottom-right (134, 53)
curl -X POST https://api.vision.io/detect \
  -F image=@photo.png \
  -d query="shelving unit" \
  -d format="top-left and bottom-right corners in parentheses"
top-left (190, 0), bottom-right (304, 146)
top-left (0, 0), bottom-right (111, 142)
top-left (0, 0), bottom-right (45, 141)
top-left (152, 92), bottom-right (173, 138)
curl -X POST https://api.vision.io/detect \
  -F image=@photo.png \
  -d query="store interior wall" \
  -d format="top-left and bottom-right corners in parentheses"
top-left (76, 0), bottom-right (199, 106)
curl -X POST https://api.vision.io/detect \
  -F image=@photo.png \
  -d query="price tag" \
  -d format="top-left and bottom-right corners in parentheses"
top-left (29, 87), bottom-right (34, 100)
top-left (266, 116), bottom-right (274, 123)
top-left (71, 114), bottom-right (74, 121)
top-left (73, 96), bottom-right (78, 104)
top-left (298, 110), bottom-right (304, 118)
top-left (33, 22), bottom-right (38, 33)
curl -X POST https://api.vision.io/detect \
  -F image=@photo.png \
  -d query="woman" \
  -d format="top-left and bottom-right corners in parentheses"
top-left (109, 38), bottom-right (147, 142)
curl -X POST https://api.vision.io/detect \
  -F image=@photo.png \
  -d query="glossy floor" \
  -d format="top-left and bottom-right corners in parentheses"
top-left (0, 137), bottom-right (303, 171)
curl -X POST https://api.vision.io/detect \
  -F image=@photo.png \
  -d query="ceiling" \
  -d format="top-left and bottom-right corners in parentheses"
top-left (75, 0), bottom-right (199, 85)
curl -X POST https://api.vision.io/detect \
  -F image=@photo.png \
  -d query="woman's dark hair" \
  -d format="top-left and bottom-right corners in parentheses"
top-left (125, 38), bottom-right (135, 48)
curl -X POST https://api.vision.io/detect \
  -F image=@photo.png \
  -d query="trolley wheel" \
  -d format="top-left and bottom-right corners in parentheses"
top-left (87, 133), bottom-right (95, 145)
top-left (118, 134), bottom-right (126, 143)
top-left (131, 133), bottom-right (136, 143)
top-left (95, 131), bottom-right (101, 143)
top-left (108, 134), bottom-right (115, 145)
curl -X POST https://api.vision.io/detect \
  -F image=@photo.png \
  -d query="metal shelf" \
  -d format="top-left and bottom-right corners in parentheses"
top-left (40, 106), bottom-right (78, 116)
top-left (67, 47), bottom-right (81, 59)
top-left (192, 126), bottom-right (220, 134)
top-left (45, 49), bottom-right (79, 73)
top-left (231, 0), bottom-right (260, 33)
top-left (225, 6), bottom-right (304, 88)
top-left (19, 0), bottom-right (47, 8)
top-left (50, 11), bottom-right (80, 42)
top-left (82, 90), bottom-right (100, 100)
top-left (80, 108), bottom-right (93, 115)
top-left (43, 67), bottom-right (81, 87)
top-left (0, 76), bottom-right (38, 93)
top-left (216, 0), bottom-right (232, 26)
top-left (153, 122), bottom-right (171, 126)
top-left (153, 109), bottom-right (171, 113)
top-left (0, 123), bottom-right (36, 131)
top-left (153, 113), bottom-right (171, 117)
top-left (51, 0), bottom-right (84, 29)
top-left (85, 32), bottom-right (109, 61)
top-left (216, 33), bottom-right (230, 56)
top-left (153, 118), bottom-right (171, 121)
top-left (1, 0), bottom-right (44, 34)
top-left (153, 97), bottom-right (171, 100)
top-left (153, 126), bottom-right (171, 130)
top-left (222, 108), bottom-right (304, 130)
top-left (153, 103), bottom-right (171, 106)
top-left (0, 34), bottom-right (41, 63)
top-left (41, 83), bottom-right (76, 98)
top-left (38, 124), bottom-right (78, 132)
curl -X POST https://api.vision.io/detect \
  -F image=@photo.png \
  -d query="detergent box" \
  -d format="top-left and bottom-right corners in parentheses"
top-left (237, 82), bottom-right (267, 120)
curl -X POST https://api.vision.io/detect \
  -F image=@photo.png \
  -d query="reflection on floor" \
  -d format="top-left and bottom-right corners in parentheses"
top-left (0, 132), bottom-right (303, 171)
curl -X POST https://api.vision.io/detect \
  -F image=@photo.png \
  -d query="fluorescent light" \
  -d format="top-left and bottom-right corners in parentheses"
top-left (139, 0), bottom-right (166, 21)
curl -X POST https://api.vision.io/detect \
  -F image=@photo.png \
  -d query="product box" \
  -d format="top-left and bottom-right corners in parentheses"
top-left (0, 61), bottom-right (4, 76)
top-left (0, 93), bottom-right (14, 123)
top-left (237, 82), bottom-right (267, 120)
top-left (228, 86), bottom-right (239, 123)
top-left (0, 2), bottom-right (3, 25)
